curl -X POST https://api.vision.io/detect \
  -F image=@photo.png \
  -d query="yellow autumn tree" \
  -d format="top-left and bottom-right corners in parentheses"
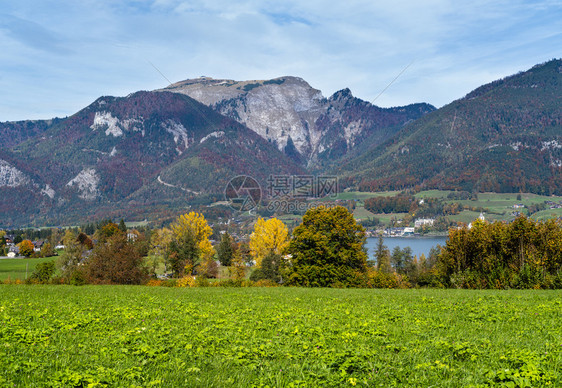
top-left (18, 239), bottom-right (35, 257)
top-left (249, 217), bottom-right (289, 267)
top-left (170, 212), bottom-right (216, 276)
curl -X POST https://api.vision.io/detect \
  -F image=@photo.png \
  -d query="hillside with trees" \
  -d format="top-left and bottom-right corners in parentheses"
top-left (335, 59), bottom-right (562, 195)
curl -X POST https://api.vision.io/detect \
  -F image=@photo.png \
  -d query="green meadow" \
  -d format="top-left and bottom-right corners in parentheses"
top-left (0, 257), bottom-right (56, 281)
top-left (0, 286), bottom-right (560, 387)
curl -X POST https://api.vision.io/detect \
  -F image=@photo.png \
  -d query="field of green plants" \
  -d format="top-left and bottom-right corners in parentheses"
top-left (0, 286), bottom-right (560, 387)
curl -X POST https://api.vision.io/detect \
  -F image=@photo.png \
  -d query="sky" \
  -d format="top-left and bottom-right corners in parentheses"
top-left (1, 0), bottom-right (561, 121)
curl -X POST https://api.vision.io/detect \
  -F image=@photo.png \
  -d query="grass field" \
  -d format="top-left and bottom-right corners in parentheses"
top-left (0, 286), bottom-right (559, 387)
top-left (531, 207), bottom-right (562, 221)
top-left (329, 190), bottom-right (562, 227)
top-left (352, 206), bottom-right (378, 221)
top-left (0, 256), bottom-right (57, 281)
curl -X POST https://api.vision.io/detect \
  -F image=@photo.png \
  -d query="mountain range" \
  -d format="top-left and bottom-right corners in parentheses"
top-left (1, 59), bottom-right (561, 227)
top-left (334, 59), bottom-right (562, 194)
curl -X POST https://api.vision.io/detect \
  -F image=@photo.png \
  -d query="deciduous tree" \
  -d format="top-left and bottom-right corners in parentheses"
top-left (285, 206), bottom-right (368, 287)
top-left (229, 248), bottom-right (246, 280)
top-left (57, 230), bottom-right (85, 281)
top-left (97, 222), bottom-right (121, 241)
top-left (39, 242), bottom-right (55, 258)
top-left (167, 229), bottom-right (199, 277)
top-left (249, 218), bottom-right (289, 267)
top-left (30, 260), bottom-right (55, 283)
top-left (170, 212), bottom-right (216, 277)
top-left (85, 233), bottom-right (148, 285)
top-left (147, 228), bottom-right (173, 276)
top-left (18, 239), bottom-right (34, 257)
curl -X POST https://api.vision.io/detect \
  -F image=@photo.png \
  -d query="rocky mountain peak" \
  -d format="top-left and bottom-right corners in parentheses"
top-left (329, 88), bottom-right (354, 102)
top-left (161, 76), bottom-right (431, 168)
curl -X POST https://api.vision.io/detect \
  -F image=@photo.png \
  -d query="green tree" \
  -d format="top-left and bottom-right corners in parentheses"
top-left (217, 232), bottom-right (234, 267)
top-left (166, 229), bottom-right (199, 277)
top-left (391, 246), bottom-right (413, 274)
top-left (285, 206), bottom-right (368, 287)
top-left (118, 219), bottom-right (127, 233)
top-left (39, 242), bottom-right (55, 258)
top-left (30, 260), bottom-right (56, 283)
top-left (250, 251), bottom-right (282, 283)
top-left (374, 235), bottom-right (392, 273)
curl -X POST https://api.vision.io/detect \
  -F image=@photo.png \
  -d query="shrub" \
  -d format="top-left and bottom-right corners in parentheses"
top-left (68, 269), bottom-right (87, 286)
top-left (367, 270), bottom-right (409, 289)
top-left (30, 260), bottom-right (56, 284)
top-left (254, 279), bottom-right (279, 287)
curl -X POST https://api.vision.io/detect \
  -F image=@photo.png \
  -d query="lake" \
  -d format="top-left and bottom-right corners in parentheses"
top-left (365, 236), bottom-right (448, 259)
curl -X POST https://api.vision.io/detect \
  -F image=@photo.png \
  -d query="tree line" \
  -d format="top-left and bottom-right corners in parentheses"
top-left (4, 208), bottom-right (562, 289)
top-left (437, 217), bottom-right (562, 289)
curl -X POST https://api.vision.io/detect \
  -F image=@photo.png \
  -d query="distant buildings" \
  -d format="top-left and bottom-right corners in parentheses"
top-left (403, 227), bottom-right (415, 236)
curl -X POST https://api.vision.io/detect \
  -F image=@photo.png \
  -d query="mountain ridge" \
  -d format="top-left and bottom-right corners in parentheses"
top-left (335, 58), bottom-right (562, 194)
top-left (0, 90), bottom-right (304, 226)
top-left (2, 60), bottom-right (561, 227)
top-left (161, 76), bottom-right (435, 167)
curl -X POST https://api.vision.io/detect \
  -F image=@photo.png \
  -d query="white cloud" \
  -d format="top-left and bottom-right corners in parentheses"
top-left (0, 0), bottom-right (561, 120)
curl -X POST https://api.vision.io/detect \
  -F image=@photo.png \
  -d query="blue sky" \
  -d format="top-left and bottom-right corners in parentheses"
top-left (1, 0), bottom-right (561, 121)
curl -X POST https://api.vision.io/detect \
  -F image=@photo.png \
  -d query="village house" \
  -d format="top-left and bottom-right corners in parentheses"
top-left (33, 240), bottom-right (45, 252)
top-left (4, 235), bottom-right (15, 246)
top-left (8, 245), bottom-right (20, 257)
top-left (403, 227), bottom-right (415, 236)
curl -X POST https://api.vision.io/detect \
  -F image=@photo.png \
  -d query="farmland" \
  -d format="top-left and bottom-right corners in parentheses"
top-left (0, 257), bottom-right (56, 281)
top-left (0, 286), bottom-right (560, 386)
top-left (342, 190), bottom-right (562, 226)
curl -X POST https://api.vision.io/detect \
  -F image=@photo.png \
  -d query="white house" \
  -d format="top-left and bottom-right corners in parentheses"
top-left (403, 227), bottom-right (415, 236)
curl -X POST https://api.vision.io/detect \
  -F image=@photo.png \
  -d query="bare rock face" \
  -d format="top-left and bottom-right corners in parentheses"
top-left (164, 77), bottom-right (326, 160)
top-left (0, 159), bottom-right (31, 187)
top-left (162, 77), bottom-right (434, 167)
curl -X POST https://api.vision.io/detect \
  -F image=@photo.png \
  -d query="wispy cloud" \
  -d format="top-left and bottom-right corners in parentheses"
top-left (0, 14), bottom-right (71, 54)
top-left (0, 0), bottom-right (560, 120)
